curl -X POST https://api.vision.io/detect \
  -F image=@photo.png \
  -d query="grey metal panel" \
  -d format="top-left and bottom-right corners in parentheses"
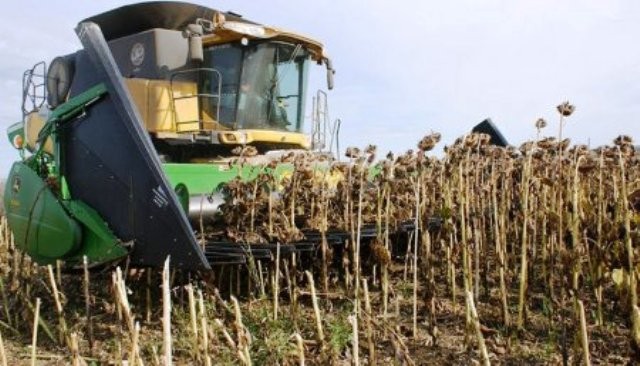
top-left (154, 30), bottom-right (191, 75)
top-left (108, 29), bottom-right (191, 79)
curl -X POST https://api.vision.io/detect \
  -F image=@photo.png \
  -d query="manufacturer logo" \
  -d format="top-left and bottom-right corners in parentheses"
top-left (11, 176), bottom-right (21, 193)
top-left (130, 43), bottom-right (145, 66)
top-left (152, 186), bottom-right (169, 208)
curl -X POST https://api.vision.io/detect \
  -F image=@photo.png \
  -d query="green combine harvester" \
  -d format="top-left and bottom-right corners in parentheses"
top-left (3, 2), bottom-right (340, 269)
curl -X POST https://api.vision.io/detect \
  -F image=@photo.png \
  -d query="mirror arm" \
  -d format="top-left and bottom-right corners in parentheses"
top-left (324, 57), bottom-right (335, 90)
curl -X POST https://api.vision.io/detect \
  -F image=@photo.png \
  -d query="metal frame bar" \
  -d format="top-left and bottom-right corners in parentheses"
top-left (21, 61), bottom-right (47, 117)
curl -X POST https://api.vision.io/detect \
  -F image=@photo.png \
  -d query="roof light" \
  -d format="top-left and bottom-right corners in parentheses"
top-left (223, 133), bottom-right (237, 142)
top-left (222, 21), bottom-right (266, 38)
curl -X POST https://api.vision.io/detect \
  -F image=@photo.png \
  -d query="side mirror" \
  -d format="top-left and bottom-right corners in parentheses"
top-left (185, 24), bottom-right (204, 63)
top-left (325, 58), bottom-right (335, 90)
top-left (189, 36), bottom-right (203, 62)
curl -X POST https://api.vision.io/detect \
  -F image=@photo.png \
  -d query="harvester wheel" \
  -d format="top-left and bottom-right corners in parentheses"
top-left (47, 56), bottom-right (75, 108)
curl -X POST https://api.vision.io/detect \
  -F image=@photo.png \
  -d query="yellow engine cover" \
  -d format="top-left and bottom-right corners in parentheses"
top-left (125, 78), bottom-right (227, 133)
top-left (24, 111), bottom-right (54, 155)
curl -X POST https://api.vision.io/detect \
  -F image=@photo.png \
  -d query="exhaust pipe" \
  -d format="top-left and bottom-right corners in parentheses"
top-left (187, 193), bottom-right (225, 220)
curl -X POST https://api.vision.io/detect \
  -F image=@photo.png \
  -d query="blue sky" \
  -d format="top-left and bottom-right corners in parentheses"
top-left (1, 0), bottom-right (639, 176)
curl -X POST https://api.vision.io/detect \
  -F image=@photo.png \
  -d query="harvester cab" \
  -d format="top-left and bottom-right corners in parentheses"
top-left (100, 7), bottom-right (334, 155)
top-left (3, 2), bottom-right (337, 270)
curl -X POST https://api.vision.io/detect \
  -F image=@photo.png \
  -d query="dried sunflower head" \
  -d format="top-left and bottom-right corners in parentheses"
top-left (601, 146), bottom-right (618, 158)
top-left (417, 132), bottom-right (442, 152)
top-left (569, 144), bottom-right (589, 157)
top-left (556, 101), bottom-right (576, 117)
top-left (267, 160), bottom-right (278, 170)
top-left (629, 189), bottom-right (640, 213)
top-left (386, 151), bottom-right (395, 161)
top-left (477, 133), bottom-right (491, 146)
top-left (490, 146), bottom-right (506, 159)
top-left (280, 151), bottom-right (296, 163)
top-left (537, 137), bottom-right (556, 150)
top-left (506, 146), bottom-right (520, 159)
top-left (532, 149), bottom-right (545, 160)
top-left (578, 156), bottom-right (597, 173)
top-left (231, 146), bottom-right (243, 155)
top-left (620, 144), bottom-right (636, 157)
top-left (613, 135), bottom-right (633, 147)
top-left (371, 238), bottom-right (391, 265)
top-left (464, 134), bottom-right (479, 148)
top-left (535, 118), bottom-right (547, 129)
top-left (245, 146), bottom-right (258, 157)
top-left (365, 144), bottom-right (377, 156)
top-left (519, 141), bottom-right (535, 154)
top-left (231, 145), bottom-right (258, 157)
top-left (559, 138), bottom-right (571, 151)
top-left (345, 146), bottom-right (360, 159)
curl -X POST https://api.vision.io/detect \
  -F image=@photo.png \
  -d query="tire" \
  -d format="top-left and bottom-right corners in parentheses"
top-left (47, 56), bottom-right (75, 108)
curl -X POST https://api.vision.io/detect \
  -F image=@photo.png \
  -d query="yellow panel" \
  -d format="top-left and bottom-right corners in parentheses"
top-left (24, 112), bottom-right (54, 155)
top-left (174, 97), bottom-right (200, 132)
top-left (141, 79), bottom-right (168, 131)
top-left (125, 78), bottom-right (198, 133)
top-left (125, 78), bottom-right (230, 135)
top-left (124, 78), bottom-right (149, 128)
top-left (218, 129), bottom-right (310, 149)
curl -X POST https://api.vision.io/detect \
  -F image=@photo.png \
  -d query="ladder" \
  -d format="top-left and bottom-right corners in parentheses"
top-left (311, 90), bottom-right (341, 159)
top-left (169, 68), bottom-right (222, 133)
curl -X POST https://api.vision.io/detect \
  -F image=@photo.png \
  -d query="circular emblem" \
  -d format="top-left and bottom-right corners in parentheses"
top-left (12, 134), bottom-right (23, 149)
top-left (130, 43), bottom-right (145, 66)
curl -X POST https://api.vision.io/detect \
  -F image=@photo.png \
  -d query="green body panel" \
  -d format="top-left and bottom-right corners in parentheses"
top-left (163, 162), bottom-right (294, 195)
top-left (48, 84), bottom-right (108, 123)
top-left (3, 162), bottom-right (81, 263)
top-left (3, 85), bottom-right (127, 266)
top-left (3, 162), bottom-right (127, 266)
top-left (62, 200), bottom-right (128, 264)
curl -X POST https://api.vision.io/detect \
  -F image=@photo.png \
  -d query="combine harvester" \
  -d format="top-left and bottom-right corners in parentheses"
top-left (3, 2), bottom-right (506, 271)
top-left (3, 2), bottom-right (343, 270)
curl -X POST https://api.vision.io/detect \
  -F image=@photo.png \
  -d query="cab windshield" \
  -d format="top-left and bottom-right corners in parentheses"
top-left (200, 41), bottom-right (310, 132)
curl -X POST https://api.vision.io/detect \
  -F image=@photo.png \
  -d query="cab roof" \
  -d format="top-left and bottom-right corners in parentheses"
top-left (82, 1), bottom-right (326, 60)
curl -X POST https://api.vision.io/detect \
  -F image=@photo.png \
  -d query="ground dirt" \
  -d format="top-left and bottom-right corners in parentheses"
top-left (0, 258), bottom-right (633, 365)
